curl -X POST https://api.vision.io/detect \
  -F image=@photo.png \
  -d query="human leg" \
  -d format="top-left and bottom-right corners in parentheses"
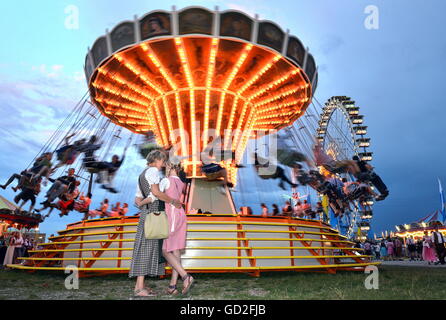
top-left (163, 249), bottom-right (187, 279)
top-left (12, 199), bottom-right (27, 215)
top-left (108, 172), bottom-right (117, 189)
top-left (134, 276), bottom-right (153, 296)
top-left (162, 249), bottom-right (193, 294)
top-left (33, 166), bottom-right (50, 181)
top-left (18, 199), bottom-right (26, 210)
top-left (166, 250), bottom-right (182, 294)
top-left (218, 169), bottom-right (229, 187)
top-left (170, 250), bottom-right (181, 285)
top-left (14, 174), bottom-right (31, 191)
top-left (370, 172), bottom-right (389, 197)
top-left (46, 181), bottom-right (67, 203)
top-left (97, 170), bottom-right (108, 185)
top-left (40, 206), bottom-right (55, 220)
top-left (45, 182), bottom-right (57, 199)
top-left (276, 167), bottom-right (297, 189)
top-left (215, 168), bottom-right (233, 188)
top-left (13, 193), bottom-right (22, 205)
top-left (103, 172), bottom-right (118, 193)
top-left (28, 197), bottom-right (36, 213)
top-left (1, 173), bottom-right (22, 189)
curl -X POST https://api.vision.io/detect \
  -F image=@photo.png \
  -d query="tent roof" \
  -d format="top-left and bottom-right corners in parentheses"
top-left (0, 195), bottom-right (19, 211)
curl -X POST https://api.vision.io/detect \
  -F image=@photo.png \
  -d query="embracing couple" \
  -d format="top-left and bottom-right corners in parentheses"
top-left (129, 149), bottom-right (194, 296)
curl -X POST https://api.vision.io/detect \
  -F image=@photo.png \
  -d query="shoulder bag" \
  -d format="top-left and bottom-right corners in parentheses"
top-left (138, 171), bottom-right (169, 240)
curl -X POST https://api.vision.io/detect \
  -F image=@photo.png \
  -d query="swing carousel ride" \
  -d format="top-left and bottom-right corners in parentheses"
top-left (6, 6), bottom-right (382, 276)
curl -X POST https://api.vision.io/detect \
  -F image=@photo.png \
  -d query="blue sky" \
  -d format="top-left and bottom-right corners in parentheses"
top-left (1, 0), bottom-right (445, 236)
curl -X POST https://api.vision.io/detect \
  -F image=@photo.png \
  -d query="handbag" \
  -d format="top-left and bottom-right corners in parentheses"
top-left (138, 171), bottom-right (169, 240)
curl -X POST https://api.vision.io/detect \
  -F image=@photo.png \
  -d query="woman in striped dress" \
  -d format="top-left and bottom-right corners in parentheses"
top-left (129, 150), bottom-right (183, 297)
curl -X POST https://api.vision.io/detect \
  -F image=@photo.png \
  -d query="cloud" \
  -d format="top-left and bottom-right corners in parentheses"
top-left (32, 64), bottom-right (63, 78)
top-left (319, 35), bottom-right (345, 55)
top-left (0, 63), bottom-right (87, 182)
top-left (30, 64), bottom-right (83, 83)
top-left (317, 64), bottom-right (329, 73)
top-left (73, 71), bottom-right (85, 82)
top-left (0, 59), bottom-right (144, 232)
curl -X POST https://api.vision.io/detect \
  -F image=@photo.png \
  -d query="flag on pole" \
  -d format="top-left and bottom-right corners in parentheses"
top-left (438, 178), bottom-right (445, 223)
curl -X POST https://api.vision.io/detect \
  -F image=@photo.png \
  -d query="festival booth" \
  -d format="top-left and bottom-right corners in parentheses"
top-left (0, 195), bottom-right (42, 235)
top-left (394, 210), bottom-right (445, 242)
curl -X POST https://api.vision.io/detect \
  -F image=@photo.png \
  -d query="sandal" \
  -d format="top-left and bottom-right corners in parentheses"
top-left (166, 284), bottom-right (179, 295)
top-left (134, 287), bottom-right (157, 297)
top-left (182, 274), bottom-right (194, 295)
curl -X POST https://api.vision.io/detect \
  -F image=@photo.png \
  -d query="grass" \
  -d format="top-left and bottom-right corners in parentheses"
top-left (0, 265), bottom-right (445, 300)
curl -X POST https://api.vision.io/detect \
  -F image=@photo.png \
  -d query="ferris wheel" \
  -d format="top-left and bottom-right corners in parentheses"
top-left (316, 96), bottom-right (373, 240)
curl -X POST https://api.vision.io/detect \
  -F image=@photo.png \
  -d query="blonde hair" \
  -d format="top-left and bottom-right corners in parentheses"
top-left (167, 161), bottom-right (183, 175)
top-left (146, 149), bottom-right (167, 164)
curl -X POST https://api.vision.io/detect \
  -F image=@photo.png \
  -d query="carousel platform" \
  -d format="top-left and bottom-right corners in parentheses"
top-left (7, 214), bottom-right (378, 277)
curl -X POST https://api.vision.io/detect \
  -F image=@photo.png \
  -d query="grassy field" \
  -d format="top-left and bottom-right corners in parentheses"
top-left (0, 265), bottom-right (445, 300)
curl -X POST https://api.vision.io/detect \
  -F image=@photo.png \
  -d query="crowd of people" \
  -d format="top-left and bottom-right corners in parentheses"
top-left (358, 226), bottom-right (446, 265)
top-left (87, 200), bottom-right (129, 219)
top-left (0, 232), bottom-right (36, 267)
top-left (236, 200), bottom-right (327, 221)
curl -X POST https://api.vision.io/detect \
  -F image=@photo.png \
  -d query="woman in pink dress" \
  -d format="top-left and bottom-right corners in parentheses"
top-left (161, 162), bottom-right (190, 295)
top-left (386, 239), bottom-right (395, 261)
top-left (422, 231), bottom-right (437, 264)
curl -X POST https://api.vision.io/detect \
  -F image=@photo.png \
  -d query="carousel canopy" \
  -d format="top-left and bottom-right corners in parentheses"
top-left (85, 6), bottom-right (318, 178)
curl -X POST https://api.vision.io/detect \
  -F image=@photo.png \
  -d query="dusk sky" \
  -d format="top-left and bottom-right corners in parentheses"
top-left (1, 0), bottom-right (445, 237)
